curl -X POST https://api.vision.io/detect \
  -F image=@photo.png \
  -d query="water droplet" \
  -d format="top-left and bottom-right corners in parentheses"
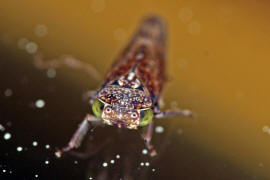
top-left (178, 8), bottom-right (193, 22)
top-left (25, 42), bottom-right (38, 54)
top-left (3, 133), bottom-right (11, 140)
top-left (17, 146), bottom-right (23, 152)
top-left (114, 28), bottom-right (127, 41)
top-left (4, 89), bottom-right (13, 97)
top-left (0, 124), bottom-right (5, 132)
top-left (34, 24), bottom-right (48, 37)
top-left (35, 99), bottom-right (45, 108)
top-left (32, 141), bottom-right (38, 146)
top-left (91, 0), bottom-right (106, 13)
top-left (102, 162), bottom-right (108, 167)
top-left (142, 149), bottom-right (148, 155)
top-left (155, 126), bottom-right (164, 133)
top-left (46, 68), bottom-right (56, 78)
top-left (187, 21), bottom-right (201, 35)
top-left (17, 38), bottom-right (29, 49)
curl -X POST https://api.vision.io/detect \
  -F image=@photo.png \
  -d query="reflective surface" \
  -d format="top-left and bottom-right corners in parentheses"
top-left (0, 0), bottom-right (270, 179)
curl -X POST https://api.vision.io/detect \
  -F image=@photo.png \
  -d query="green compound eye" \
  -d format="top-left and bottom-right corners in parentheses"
top-left (92, 99), bottom-right (104, 118)
top-left (139, 109), bottom-right (154, 126)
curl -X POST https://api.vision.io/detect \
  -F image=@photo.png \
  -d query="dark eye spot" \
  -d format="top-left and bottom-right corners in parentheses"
top-left (111, 81), bottom-right (119, 86)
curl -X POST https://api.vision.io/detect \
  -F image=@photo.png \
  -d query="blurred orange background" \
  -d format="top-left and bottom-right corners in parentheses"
top-left (1, 0), bottom-right (270, 178)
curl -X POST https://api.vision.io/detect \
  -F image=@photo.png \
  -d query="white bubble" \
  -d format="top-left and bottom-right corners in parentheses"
top-left (17, 38), bottom-right (29, 49)
top-left (17, 146), bottom-right (23, 152)
top-left (4, 89), bottom-right (13, 97)
top-left (102, 162), bottom-right (108, 167)
top-left (155, 126), bottom-right (164, 133)
top-left (110, 160), bottom-right (115, 164)
top-left (116, 154), bottom-right (120, 159)
top-left (46, 68), bottom-right (56, 78)
top-left (89, 177), bottom-right (93, 180)
top-left (35, 174), bottom-right (39, 178)
top-left (34, 24), bottom-right (48, 37)
top-left (145, 162), bottom-right (150, 166)
top-left (3, 132), bottom-right (11, 140)
top-left (178, 8), bottom-right (193, 22)
top-left (142, 149), bottom-right (148, 155)
top-left (152, 168), bottom-right (156, 172)
top-left (74, 161), bottom-right (78, 164)
top-left (25, 42), bottom-right (38, 54)
top-left (45, 144), bottom-right (50, 149)
top-left (32, 141), bottom-right (38, 146)
top-left (45, 160), bottom-right (49, 165)
top-left (187, 21), bottom-right (201, 35)
top-left (140, 162), bottom-right (144, 166)
top-left (3, 169), bottom-right (6, 173)
top-left (91, 0), bottom-right (106, 13)
top-left (35, 99), bottom-right (45, 108)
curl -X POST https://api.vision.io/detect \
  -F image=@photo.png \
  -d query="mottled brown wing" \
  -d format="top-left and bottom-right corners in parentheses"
top-left (104, 16), bottom-right (167, 100)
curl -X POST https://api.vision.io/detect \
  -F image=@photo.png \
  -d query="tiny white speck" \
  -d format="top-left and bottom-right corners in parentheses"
top-left (110, 160), bottom-right (115, 164)
top-left (45, 160), bottom-right (49, 165)
top-left (102, 162), bottom-right (108, 167)
top-left (74, 161), bottom-right (78, 164)
top-left (45, 144), bottom-right (50, 149)
top-left (116, 154), bottom-right (120, 159)
top-left (155, 126), bottom-right (164, 133)
top-left (3, 169), bottom-right (6, 173)
top-left (35, 174), bottom-right (39, 178)
top-left (3, 132), bottom-right (11, 140)
top-left (25, 42), bottom-right (38, 54)
top-left (152, 168), bottom-right (156, 172)
top-left (142, 149), bottom-right (148, 155)
top-left (4, 89), bottom-right (13, 97)
top-left (140, 162), bottom-right (144, 166)
top-left (89, 177), bottom-right (93, 180)
top-left (17, 146), bottom-right (23, 152)
top-left (32, 141), bottom-right (38, 146)
top-left (35, 99), bottom-right (45, 108)
top-left (47, 68), bottom-right (56, 78)
top-left (145, 162), bottom-right (150, 166)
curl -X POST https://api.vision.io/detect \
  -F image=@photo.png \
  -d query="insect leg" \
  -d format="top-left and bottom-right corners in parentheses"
top-left (141, 121), bottom-right (157, 157)
top-left (55, 114), bottom-right (100, 158)
top-left (33, 52), bottom-right (101, 81)
top-left (154, 109), bottom-right (194, 119)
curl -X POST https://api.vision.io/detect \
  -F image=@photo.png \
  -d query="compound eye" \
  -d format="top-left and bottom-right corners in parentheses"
top-left (92, 99), bottom-right (104, 118)
top-left (131, 111), bottom-right (139, 119)
top-left (104, 106), bottom-right (112, 114)
top-left (139, 109), bottom-right (153, 126)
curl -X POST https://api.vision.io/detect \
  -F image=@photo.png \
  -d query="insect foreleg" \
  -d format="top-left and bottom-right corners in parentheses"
top-left (33, 52), bottom-right (101, 81)
top-left (55, 114), bottom-right (100, 158)
top-left (154, 109), bottom-right (194, 119)
top-left (141, 121), bottom-right (157, 157)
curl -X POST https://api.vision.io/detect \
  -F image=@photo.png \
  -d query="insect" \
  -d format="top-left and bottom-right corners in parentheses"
top-left (35, 16), bottom-right (193, 157)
